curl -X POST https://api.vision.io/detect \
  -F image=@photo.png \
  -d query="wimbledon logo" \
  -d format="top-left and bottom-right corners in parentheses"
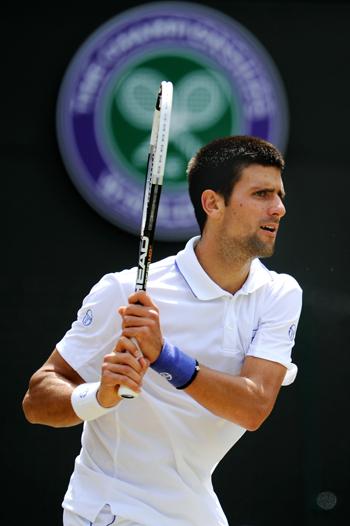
top-left (56, 2), bottom-right (289, 241)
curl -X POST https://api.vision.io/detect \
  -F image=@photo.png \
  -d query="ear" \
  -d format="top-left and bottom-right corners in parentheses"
top-left (201, 190), bottom-right (224, 220)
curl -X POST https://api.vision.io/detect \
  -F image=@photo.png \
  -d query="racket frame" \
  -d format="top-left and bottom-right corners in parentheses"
top-left (118, 81), bottom-right (173, 399)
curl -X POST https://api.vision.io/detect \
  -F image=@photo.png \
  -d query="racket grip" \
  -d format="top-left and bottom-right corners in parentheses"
top-left (117, 337), bottom-right (144, 400)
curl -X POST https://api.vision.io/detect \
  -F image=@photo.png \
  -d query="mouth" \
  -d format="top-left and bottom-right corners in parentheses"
top-left (260, 224), bottom-right (278, 236)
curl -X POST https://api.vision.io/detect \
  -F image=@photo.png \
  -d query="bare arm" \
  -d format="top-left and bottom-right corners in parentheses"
top-left (120, 291), bottom-right (287, 431)
top-left (185, 356), bottom-right (286, 431)
top-left (22, 342), bottom-right (149, 428)
top-left (22, 349), bottom-right (85, 428)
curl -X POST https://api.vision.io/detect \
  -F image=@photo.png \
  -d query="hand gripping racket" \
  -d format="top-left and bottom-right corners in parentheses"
top-left (118, 81), bottom-right (173, 399)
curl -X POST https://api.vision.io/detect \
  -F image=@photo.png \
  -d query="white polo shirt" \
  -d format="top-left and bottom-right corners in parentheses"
top-left (57, 236), bottom-right (302, 526)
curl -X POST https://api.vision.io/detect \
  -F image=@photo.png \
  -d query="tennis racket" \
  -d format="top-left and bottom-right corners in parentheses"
top-left (118, 80), bottom-right (173, 399)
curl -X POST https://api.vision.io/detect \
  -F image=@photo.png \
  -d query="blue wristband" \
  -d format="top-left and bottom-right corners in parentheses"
top-left (151, 340), bottom-right (199, 389)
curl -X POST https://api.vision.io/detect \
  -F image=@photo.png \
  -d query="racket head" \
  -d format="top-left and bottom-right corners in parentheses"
top-left (140, 81), bottom-right (173, 237)
top-left (151, 81), bottom-right (173, 186)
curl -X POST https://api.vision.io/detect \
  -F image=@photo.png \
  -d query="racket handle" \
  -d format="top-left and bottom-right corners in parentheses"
top-left (118, 385), bottom-right (139, 399)
top-left (117, 337), bottom-right (143, 400)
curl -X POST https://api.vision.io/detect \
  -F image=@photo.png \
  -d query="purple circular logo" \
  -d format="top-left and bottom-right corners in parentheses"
top-left (56, 2), bottom-right (289, 240)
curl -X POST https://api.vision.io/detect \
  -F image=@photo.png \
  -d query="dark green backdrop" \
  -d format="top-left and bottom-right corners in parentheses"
top-left (4, 1), bottom-right (349, 525)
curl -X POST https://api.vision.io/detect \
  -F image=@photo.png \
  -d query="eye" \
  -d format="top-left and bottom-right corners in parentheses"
top-left (254, 190), bottom-right (268, 197)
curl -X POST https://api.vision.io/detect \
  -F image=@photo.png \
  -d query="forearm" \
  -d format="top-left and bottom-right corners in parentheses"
top-left (184, 364), bottom-right (274, 431)
top-left (22, 371), bottom-right (83, 428)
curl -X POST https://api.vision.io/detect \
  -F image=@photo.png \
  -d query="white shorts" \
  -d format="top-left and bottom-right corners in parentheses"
top-left (63, 504), bottom-right (142, 526)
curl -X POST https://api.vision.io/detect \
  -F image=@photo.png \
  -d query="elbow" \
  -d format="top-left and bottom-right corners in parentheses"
top-left (245, 419), bottom-right (264, 432)
top-left (244, 401), bottom-right (273, 432)
top-left (22, 377), bottom-right (43, 424)
top-left (22, 371), bottom-right (46, 425)
top-left (22, 392), bottom-right (37, 424)
top-left (244, 415), bottom-right (263, 432)
top-left (22, 392), bottom-right (63, 428)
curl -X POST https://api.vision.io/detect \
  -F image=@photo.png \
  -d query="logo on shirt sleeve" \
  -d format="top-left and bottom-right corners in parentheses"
top-left (82, 309), bottom-right (93, 326)
top-left (288, 324), bottom-right (296, 341)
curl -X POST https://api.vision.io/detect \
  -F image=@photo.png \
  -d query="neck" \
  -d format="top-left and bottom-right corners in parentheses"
top-left (194, 234), bottom-right (253, 294)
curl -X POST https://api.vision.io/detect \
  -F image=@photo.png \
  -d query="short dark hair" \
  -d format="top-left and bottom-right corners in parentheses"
top-left (187, 135), bottom-right (285, 233)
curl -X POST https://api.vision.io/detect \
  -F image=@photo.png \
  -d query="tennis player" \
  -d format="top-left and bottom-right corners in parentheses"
top-left (22, 135), bottom-right (302, 526)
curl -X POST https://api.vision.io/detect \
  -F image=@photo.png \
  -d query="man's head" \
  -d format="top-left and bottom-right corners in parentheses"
top-left (187, 135), bottom-right (285, 234)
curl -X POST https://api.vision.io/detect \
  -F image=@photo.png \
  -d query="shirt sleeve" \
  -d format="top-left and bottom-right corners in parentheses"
top-left (56, 273), bottom-right (127, 382)
top-left (247, 274), bottom-right (303, 386)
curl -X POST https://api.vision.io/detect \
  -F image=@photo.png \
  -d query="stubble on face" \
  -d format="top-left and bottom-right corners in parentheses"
top-left (218, 229), bottom-right (276, 266)
top-left (217, 165), bottom-right (285, 265)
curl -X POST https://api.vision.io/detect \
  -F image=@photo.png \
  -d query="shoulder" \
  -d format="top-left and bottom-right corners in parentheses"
top-left (86, 254), bottom-right (177, 298)
top-left (87, 272), bottom-right (124, 296)
top-left (257, 260), bottom-right (302, 295)
top-left (84, 269), bottom-right (135, 307)
top-left (254, 261), bottom-right (303, 316)
top-left (148, 255), bottom-right (177, 279)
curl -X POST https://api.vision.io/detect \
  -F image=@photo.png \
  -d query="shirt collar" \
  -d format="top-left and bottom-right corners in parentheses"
top-left (175, 236), bottom-right (272, 300)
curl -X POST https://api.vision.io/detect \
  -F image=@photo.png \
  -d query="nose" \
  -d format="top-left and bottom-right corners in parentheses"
top-left (269, 195), bottom-right (286, 218)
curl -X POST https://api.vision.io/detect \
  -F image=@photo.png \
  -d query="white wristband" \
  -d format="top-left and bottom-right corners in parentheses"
top-left (71, 382), bottom-right (117, 421)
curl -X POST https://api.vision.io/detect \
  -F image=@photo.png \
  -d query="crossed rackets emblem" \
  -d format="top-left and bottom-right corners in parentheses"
top-left (116, 68), bottom-right (231, 180)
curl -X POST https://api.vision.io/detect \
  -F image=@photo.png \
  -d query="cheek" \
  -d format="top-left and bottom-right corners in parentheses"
top-left (227, 206), bottom-right (252, 233)
top-left (224, 200), bottom-right (259, 230)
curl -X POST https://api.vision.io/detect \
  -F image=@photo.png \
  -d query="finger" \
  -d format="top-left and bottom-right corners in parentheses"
top-left (128, 291), bottom-right (157, 308)
top-left (140, 358), bottom-right (150, 372)
top-left (121, 327), bottom-right (148, 342)
top-left (101, 368), bottom-right (142, 394)
top-left (102, 362), bottom-right (143, 385)
top-left (130, 337), bottom-right (144, 361)
top-left (121, 315), bottom-right (157, 331)
top-left (102, 353), bottom-right (145, 389)
top-left (118, 306), bottom-right (126, 317)
top-left (114, 336), bottom-right (145, 367)
top-left (100, 345), bottom-right (149, 397)
top-left (114, 336), bottom-right (142, 359)
top-left (119, 303), bottom-right (158, 318)
top-left (118, 305), bottom-right (147, 319)
top-left (107, 347), bottom-right (143, 373)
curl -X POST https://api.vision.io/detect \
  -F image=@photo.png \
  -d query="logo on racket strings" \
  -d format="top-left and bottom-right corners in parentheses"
top-left (57, 2), bottom-right (289, 240)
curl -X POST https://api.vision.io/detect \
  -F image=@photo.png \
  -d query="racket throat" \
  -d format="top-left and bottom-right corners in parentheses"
top-left (135, 235), bottom-right (151, 291)
top-left (135, 184), bottom-right (162, 291)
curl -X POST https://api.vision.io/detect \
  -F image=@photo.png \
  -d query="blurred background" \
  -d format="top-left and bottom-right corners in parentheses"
top-left (4, 1), bottom-right (349, 525)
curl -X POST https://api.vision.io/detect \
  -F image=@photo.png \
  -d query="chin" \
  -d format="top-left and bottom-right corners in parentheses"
top-left (258, 250), bottom-right (275, 259)
top-left (248, 237), bottom-right (275, 258)
top-left (259, 243), bottom-right (276, 258)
